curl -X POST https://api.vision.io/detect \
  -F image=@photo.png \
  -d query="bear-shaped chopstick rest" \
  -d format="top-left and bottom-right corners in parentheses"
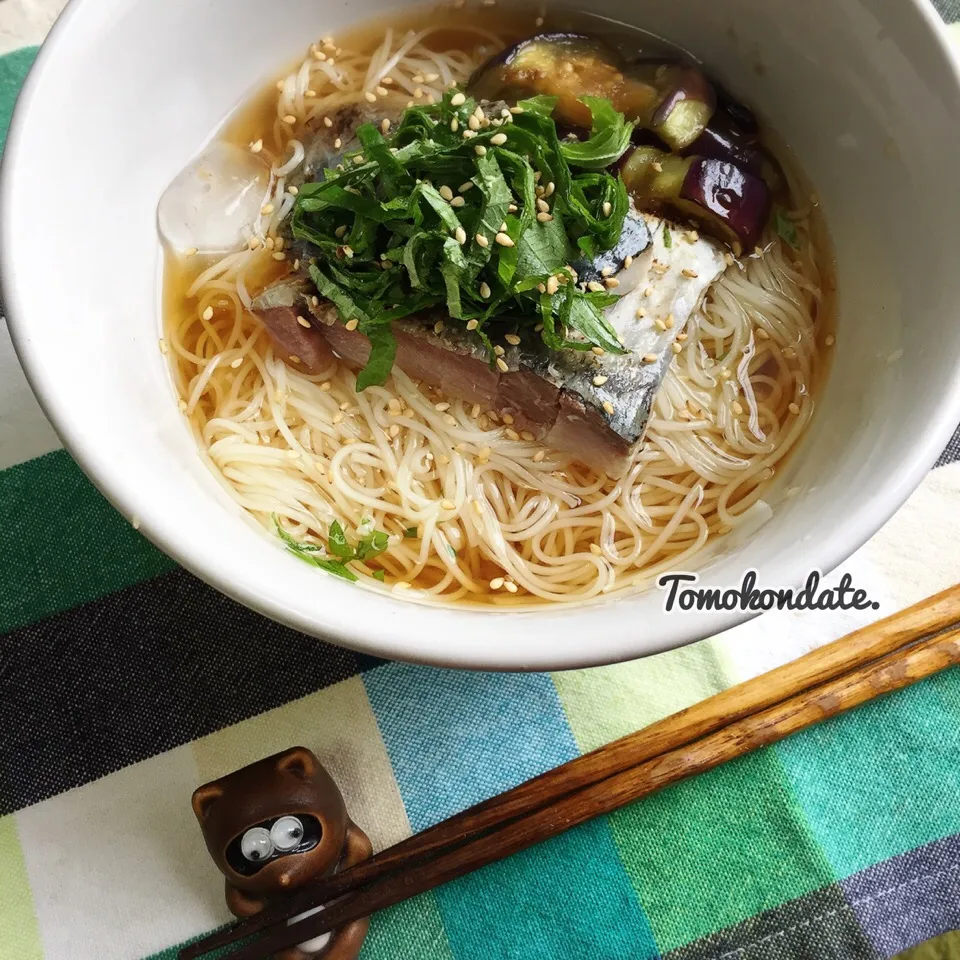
top-left (191, 746), bottom-right (372, 960)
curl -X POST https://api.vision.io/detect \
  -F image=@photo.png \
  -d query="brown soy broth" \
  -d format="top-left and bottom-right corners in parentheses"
top-left (164, 2), bottom-right (836, 605)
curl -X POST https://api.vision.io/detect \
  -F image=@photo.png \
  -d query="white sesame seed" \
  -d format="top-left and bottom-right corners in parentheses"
top-left (825, 334), bottom-right (835, 346)
top-left (467, 115), bottom-right (480, 132)
top-left (655, 318), bottom-right (667, 331)
top-left (505, 333), bottom-right (521, 346)
top-left (393, 582), bottom-right (412, 592)
top-left (642, 352), bottom-right (657, 363)
top-left (459, 182), bottom-right (475, 194)
top-left (455, 226), bottom-right (467, 244)
top-left (604, 277), bottom-right (620, 289)
top-left (592, 346), bottom-right (605, 356)
top-left (288, 186), bottom-right (300, 198)
top-left (441, 499), bottom-right (456, 511)
top-left (451, 92), bottom-right (466, 106)
top-left (462, 129), bottom-right (477, 139)
top-left (296, 315), bottom-right (311, 329)
top-left (493, 345), bottom-right (505, 357)
top-left (265, 237), bottom-right (275, 250)
top-left (261, 203), bottom-right (275, 216)
top-left (677, 333), bottom-right (688, 342)
top-left (507, 203), bottom-right (518, 213)
top-left (450, 117), bottom-right (460, 133)
top-left (476, 233), bottom-right (489, 247)
top-left (439, 184), bottom-right (454, 201)
top-left (719, 368), bottom-right (732, 380)
top-left (587, 280), bottom-right (605, 292)
top-left (434, 320), bottom-right (445, 334)
top-left (495, 232), bottom-right (513, 246)
top-left (345, 318), bottom-right (359, 331)
top-left (332, 412), bottom-right (344, 425)
top-left (380, 117), bottom-right (391, 134)
top-left (490, 132), bottom-right (507, 145)
top-left (602, 401), bottom-right (615, 415)
top-left (602, 201), bottom-right (612, 217)
top-left (342, 245), bottom-right (354, 258)
top-left (282, 114), bottom-right (297, 125)
top-left (731, 401), bottom-right (744, 415)
top-left (229, 357), bottom-right (243, 369)
top-left (590, 543), bottom-right (602, 556)
top-left (376, 85), bottom-right (389, 97)
top-left (414, 87), bottom-right (424, 99)
top-left (201, 306), bottom-right (214, 321)
top-left (159, 338), bottom-right (168, 355)
top-left (624, 255), bottom-right (633, 268)
top-left (635, 308), bottom-right (646, 319)
top-left (450, 196), bottom-right (466, 209)
top-left (644, 287), bottom-right (653, 297)
top-left (496, 357), bottom-right (509, 373)
top-left (682, 268), bottom-right (699, 279)
top-left (672, 342), bottom-right (684, 354)
top-left (536, 212), bottom-right (553, 223)
top-left (505, 428), bottom-right (520, 441)
top-left (479, 281), bottom-right (492, 299)
top-left (466, 319), bottom-right (479, 331)
top-left (546, 276), bottom-right (560, 295)
top-left (489, 577), bottom-right (505, 590)
top-left (475, 145), bottom-right (487, 156)
top-left (600, 266), bottom-right (614, 277)
top-left (509, 105), bottom-right (524, 115)
top-left (333, 137), bottom-right (342, 150)
top-left (788, 402), bottom-right (801, 414)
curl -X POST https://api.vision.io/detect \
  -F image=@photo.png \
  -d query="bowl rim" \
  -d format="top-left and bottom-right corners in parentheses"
top-left (4, 0), bottom-right (960, 671)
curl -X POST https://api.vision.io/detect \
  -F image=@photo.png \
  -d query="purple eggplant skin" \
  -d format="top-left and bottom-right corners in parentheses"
top-left (625, 59), bottom-right (717, 151)
top-left (714, 82), bottom-right (760, 135)
top-left (687, 108), bottom-right (764, 175)
top-left (681, 157), bottom-right (771, 250)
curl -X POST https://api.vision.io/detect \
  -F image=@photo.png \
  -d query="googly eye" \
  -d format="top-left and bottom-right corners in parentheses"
top-left (270, 815), bottom-right (304, 851)
top-left (240, 826), bottom-right (274, 862)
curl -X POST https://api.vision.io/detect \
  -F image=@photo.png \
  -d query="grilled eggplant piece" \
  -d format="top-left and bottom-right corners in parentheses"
top-left (619, 146), bottom-right (770, 249)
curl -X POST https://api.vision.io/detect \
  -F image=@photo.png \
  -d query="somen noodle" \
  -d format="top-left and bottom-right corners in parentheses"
top-left (163, 9), bottom-right (832, 606)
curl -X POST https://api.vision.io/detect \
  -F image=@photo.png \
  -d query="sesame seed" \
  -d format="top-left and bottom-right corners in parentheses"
top-left (544, 182), bottom-right (555, 198)
top-left (592, 346), bottom-right (605, 356)
top-left (720, 368), bottom-right (732, 379)
top-left (413, 87), bottom-right (424, 99)
top-left (788, 402), bottom-right (801, 414)
top-left (506, 428), bottom-right (520, 441)
top-left (380, 117), bottom-right (391, 134)
top-left (477, 232), bottom-right (489, 249)
top-left (265, 237), bottom-right (275, 249)
top-left (389, 424), bottom-right (400, 438)
top-left (533, 449), bottom-right (546, 463)
top-left (393, 582), bottom-right (412, 592)
top-left (459, 182), bottom-right (474, 194)
top-left (272, 251), bottom-right (286, 261)
top-left (493, 345), bottom-right (505, 356)
top-left (345, 318), bottom-right (359, 331)
top-left (334, 225), bottom-right (347, 238)
top-left (441, 499), bottom-right (456, 511)
top-left (201, 306), bottom-right (214, 321)
top-left (731, 401), bottom-right (744, 415)
top-left (247, 236), bottom-right (260, 250)
top-left (288, 185), bottom-right (300, 197)
top-left (261, 203), bottom-right (275, 216)
top-left (593, 375), bottom-right (608, 386)
top-left (635, 308), bottom-right (646, 318)
top-left (507, 203), bottom-right (518, 213)
top-left (451, 92), bottom-right (466, 106)
top-left (342, 245), bottom-right (354, 258)
top-left (382, 77), bottom-right (395, 85)
top-left (825, 334), bottom-right (835, 346)
top-left (509, 105), bottom-right (524, 114)
top-left (479, 281), bottom-right (491, 299)
top-left (604, 277), bottom-right (620, 289)
top-left (274, 236), bottom-right (285, 251)
top-left (546, 276), bottom-right (559, 295)
top-left (184, 247), bottom-right (198, 257)
top-left (677, 333), bottom-right (688, 342)
top-left (642, 353), bottom-right (657, 363)
top-left (655, 318), bottom-right (667, 331)
top-left (505, 333), bottom-right (521, 345)
top-left (353, 154), bottom-right (365, 164)
top-left (229, 356), bottom-right (244, 369)
top-left (601, 400), bottom-right (615, 415)
top-left (375, 85), bottom-right (389, 97)
top-left (489, 577), bottom-right (505, 590)
top-left (590, 543), bottom-right (602, 556)
top-left (686, 230), bottom-right (700, 243)
top-left (282, 114), bottom-right (297, 125)
top-left (496, 357), bottom-right (509, 373)
top-left (468, 115), bottom-right (481, 132)
top-left (536, 212), bottom-right (553, 223)
top-left (671, 342), bottom-right (682, 354)
top-left (434, 320), bottom-right (445, 334)
top-left (682, 268), bottom-right (699, 278)
top-left (490, 132), bottom-right (507, 145)
top-left (466, 319), bottom-right (479, 330)
top-left (443, 414), bottom-right (458, 427)
top-left (332, 412), bottom-right (344, 424)
top-left (455, 226), bottom-right (467, 244)
top-left (665, 315), bottom-right (674, 328)
top-left (644, 286), bottom-right (653, 297)
top-left (450, 196), bottom-right (466, 208)
top-left (178, 399), bottom-right (187, 412)
top-left (602, 201), bottom-right (612, 217)
top-left (586, 280), bottom-right (605, 292)
top-left (158, 338), bottom-right (168, 355)
top-left (296, 315), bottom-right (311, 328)
top-left (462, 129), bottom-right (477, 139)
top-left (475, 145), bottom-right (487, 156)
top-left (495, 232), bottom-right (514, 247)
top-left (333, 137), bottom-right (342, 149)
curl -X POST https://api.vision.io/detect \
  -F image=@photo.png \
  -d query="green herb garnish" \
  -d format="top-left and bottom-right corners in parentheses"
top-left (372, 569), bottom-right (386, 582)
top-left (774, 207), bottom-right (801, 250)
top-left (291, 90), bottom-right (634, 387)
top-left (404, 526), bottom-right (419, 539)
top-left (662, 224), bottom-right (672, 248)
top-left (274, 515), bottom-right (390, 582)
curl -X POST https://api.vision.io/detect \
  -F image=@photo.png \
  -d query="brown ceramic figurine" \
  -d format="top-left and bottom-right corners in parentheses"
top-left (191, 747), bottom-right (372, 960)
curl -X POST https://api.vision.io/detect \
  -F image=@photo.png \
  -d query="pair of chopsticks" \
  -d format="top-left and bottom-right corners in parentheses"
top-left (181, 584), bottom-right (960, 960)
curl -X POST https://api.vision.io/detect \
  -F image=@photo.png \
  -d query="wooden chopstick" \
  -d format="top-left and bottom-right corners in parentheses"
top-left (181, 584), bottom-right (960, 960)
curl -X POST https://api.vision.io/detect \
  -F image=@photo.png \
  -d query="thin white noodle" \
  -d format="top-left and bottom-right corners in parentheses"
top-left (165, 22), bottom-right (830, 607)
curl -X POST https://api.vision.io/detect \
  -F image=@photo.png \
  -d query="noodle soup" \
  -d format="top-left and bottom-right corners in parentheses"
top-left (162, 4), bottom-right (834, 606)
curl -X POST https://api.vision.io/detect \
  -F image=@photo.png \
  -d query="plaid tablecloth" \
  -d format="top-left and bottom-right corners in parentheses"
top-left (3, 3), bottom-right (960, 959)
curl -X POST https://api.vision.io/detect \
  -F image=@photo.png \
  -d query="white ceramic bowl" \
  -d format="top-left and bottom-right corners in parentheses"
top-left (4, 0), bottom-right (960, 669)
